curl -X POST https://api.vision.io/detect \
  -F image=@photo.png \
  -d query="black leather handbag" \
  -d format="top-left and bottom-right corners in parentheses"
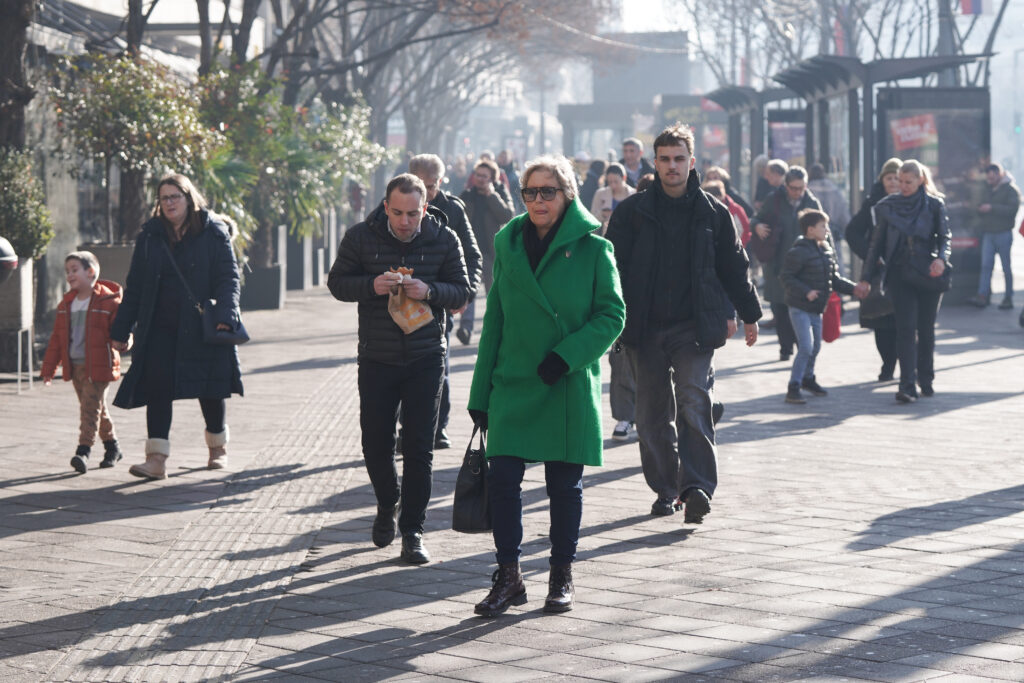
top-left (452, 426), bottom-right (492, 533)
top-left (900, 240), bottom-right (952, 294)
top-left (162, 242), bottom-right (250, 345)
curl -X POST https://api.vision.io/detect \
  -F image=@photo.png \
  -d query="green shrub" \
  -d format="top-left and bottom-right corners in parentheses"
top-left (0, 148), bottom-right (54, 260)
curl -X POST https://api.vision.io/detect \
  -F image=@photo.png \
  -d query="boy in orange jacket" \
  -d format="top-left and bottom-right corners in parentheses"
top-left (41, 251), bottom-right (127, 473)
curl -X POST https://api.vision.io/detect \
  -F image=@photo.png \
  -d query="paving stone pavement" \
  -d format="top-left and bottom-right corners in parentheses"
top-left (2, 283), bottom-right (1024, 682)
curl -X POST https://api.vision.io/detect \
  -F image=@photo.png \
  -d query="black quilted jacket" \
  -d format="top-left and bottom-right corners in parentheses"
top-left (328, 201), bottom-right (470, 365)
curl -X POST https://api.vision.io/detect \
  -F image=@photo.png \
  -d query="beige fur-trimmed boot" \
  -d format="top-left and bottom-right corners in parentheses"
top-left (128, 438), bottom-right (170, 480)
top-left (206, 426), bottom-right (229, 469)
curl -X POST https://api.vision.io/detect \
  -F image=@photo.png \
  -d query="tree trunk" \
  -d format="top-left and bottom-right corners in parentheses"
top-left (232, 0), bottom-right (263, 65)
top-left (119, 0), bottom-right (148, 243)
top-left (0, 0), bottom-right (36, 149)
top-left (104, 157), bottom-right (114, 244)
top-left (197, 0), bottom-right (213, 75)
top-left (126, 0), bottom-right (144, 54)
top-left (249, 222), bottom-right (274, 270)
top-left (118, 168), bottom-right (147, 242)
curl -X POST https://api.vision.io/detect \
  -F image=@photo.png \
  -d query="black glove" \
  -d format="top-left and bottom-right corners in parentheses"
top-left (537, 352), bottom-right (569, 386)
top-left (469, 409), bottom-right (488, 430)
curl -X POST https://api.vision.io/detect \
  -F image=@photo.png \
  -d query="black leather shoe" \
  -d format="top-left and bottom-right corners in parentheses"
top-left (543, 564), bottom-right (574, 613)
top-left (474, 563), bottom-right (526, 617)
top-left (400, 533), bottom-right (430, 564)
top-left (895, 390), bottom-right (917, 404)
top-left (683, 488), bottom-right (711, 524)
top-left (434, 431), bottom-right (451, 450)
top-left (780, 350), bottom-right (792, 361)
top-left (650, 496), bottom-right (676, 516)
top-left (998, 297), bottom-right (1013, 310)
top-left (372, 503), bottom-right (399, 548)
top-left (456, 327), bottom-right (471, 345)
top-left (920, 384), bottom-right (934, 397)
top-left (712, 402), bottom-right (724, 425)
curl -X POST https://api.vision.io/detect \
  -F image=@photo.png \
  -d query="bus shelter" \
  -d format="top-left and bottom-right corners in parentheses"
top-left (704, 86), bottom-right (800, 200)
top-left (772, 54), bottom-right (987, 214)
top-left (772, 54), bottom-right (989, 299)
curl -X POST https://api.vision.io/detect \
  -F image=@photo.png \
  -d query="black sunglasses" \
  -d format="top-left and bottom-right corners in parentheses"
top-left (521, 186), bottom-right (562, 202)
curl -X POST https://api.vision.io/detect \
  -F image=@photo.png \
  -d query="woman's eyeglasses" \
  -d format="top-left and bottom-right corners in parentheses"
top-left (521, 186), bottom-right (562, 202)
top-left (159, 193), bottom-right (185, 204)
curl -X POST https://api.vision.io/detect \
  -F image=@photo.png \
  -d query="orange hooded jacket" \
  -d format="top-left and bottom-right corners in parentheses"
top-left (41, 279), bottom-right (123, 383)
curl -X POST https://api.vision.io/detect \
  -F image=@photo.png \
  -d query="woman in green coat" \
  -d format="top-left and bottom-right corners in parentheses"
top-left (468, 155), bottom-right (625, 617)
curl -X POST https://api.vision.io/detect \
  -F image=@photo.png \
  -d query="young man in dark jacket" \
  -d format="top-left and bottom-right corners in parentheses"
top-left (971, 163), bottom-right (1021, 309)
top-left (409, 154), bottom-right (483, 448)
top-left (606, 123), bottom-right (762, 525)
top-left (328, 174), bottom-right (470, 565)
top-left (752, 166), bottom-right (823, 361)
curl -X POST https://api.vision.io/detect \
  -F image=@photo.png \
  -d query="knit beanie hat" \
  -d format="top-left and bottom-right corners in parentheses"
top-left (878, 158), bottom-right (902, 181)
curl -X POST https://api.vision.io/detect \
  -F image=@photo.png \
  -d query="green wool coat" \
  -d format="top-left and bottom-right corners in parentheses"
top-left (467, 198), bottom-right (625, 466)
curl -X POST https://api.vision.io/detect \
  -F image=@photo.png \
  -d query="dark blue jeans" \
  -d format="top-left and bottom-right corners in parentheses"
top-left (978, 230), bottom-right (1013, 299)
top-left (358, 353), bottom-right (444, 535)
top-left (487, 456), bottom-right (584, 566)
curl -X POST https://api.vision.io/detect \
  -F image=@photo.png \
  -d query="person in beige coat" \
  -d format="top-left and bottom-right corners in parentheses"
top-left (590, 163), bottom-right (635, 234)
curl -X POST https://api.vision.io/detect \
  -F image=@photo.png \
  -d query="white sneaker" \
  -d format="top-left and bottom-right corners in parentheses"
top-left (611, 420), bottom-right (632, 441)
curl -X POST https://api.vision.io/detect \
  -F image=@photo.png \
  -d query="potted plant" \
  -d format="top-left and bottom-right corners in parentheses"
top-left (0, 147), bottom-right (54, 371)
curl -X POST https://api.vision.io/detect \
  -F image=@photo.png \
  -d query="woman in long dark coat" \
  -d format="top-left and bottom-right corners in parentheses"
top-left (110, 174), bottom-right (243, 479)
top-left (846, 158), bottom-right (901, 381)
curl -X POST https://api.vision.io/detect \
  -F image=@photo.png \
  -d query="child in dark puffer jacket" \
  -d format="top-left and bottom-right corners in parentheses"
top-left (780, 210), bottom-right (859, 404)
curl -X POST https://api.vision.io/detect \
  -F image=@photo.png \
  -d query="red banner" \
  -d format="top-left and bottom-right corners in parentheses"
top-left (890, 114), bottom-right (938, 152)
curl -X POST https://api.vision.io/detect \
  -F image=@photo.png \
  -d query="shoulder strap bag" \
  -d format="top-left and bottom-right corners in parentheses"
top-left (161, 241), bottom-right (250, 345)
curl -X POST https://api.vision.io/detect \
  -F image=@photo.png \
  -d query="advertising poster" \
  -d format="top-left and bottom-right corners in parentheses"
top-left (889, 114), bottom-right (939, 166)
top-left (768, 122), bottom-right (806, 166)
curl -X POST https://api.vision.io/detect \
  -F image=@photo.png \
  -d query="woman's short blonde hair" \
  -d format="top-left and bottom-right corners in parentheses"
top-left (521, 155), bottom-right (578, 202)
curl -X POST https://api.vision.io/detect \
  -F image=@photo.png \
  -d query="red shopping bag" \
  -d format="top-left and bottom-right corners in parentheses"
top-left (822, 292), bottom-right (842, 343)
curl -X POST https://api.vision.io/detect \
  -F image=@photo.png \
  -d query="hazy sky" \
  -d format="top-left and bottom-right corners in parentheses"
top-left (622, 0), bottom-right (687, 32)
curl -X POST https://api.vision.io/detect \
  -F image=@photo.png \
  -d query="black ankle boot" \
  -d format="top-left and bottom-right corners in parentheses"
top-left (71, 445), bottom-right (90, 474)
top-left (474, 562), bottom-right (526, 617)
top-left (100, 439), bottom-right (123, 468)
top-left (543, 564), bottom-right (574, 613)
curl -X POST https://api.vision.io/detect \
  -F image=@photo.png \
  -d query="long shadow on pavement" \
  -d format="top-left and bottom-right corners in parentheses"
top-left (847, 483), bottom-right (1024, 551)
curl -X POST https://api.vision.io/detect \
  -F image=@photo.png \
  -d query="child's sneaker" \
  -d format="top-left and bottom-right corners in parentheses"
top-left (71, 445), bottom-right (90, 473)
top-left (100, 439), bottom-right (123, 468)
top-left (801, 376), bottom-right (828, 396)
top-left (785, 382), bottom-right (806, 404)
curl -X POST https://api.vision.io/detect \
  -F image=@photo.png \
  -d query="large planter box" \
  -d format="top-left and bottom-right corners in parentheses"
top-left (79, 243), bottom-right (134, 289)
top-left (0, 259), bottom-right (34, 372)
top-left (240, 265), bottom-right (285, 311)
